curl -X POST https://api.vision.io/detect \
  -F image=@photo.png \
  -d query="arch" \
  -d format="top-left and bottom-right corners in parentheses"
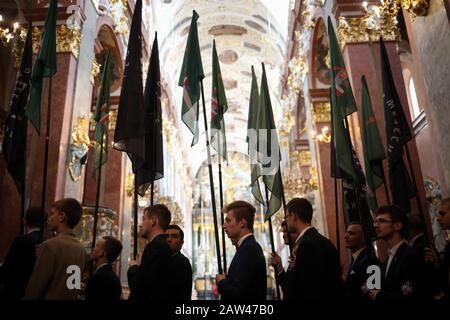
top-left (310, 16), bottom-right (330, 89)
top-left (94, 17), bottom-right (125, 94)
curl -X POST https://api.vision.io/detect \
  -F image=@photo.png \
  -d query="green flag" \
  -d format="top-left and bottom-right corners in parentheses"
top-left (247, 66), bottom-right (264, 205)
top-left (360, 75), bottom-right (386, 210)
top-left (178, 10), bottom-right (204, 146)
top-left (257, 63), bottom-right (283, 219)
top-left (328, 17), bottom-right (358, 183)
top-left (92, 50), bottom-right (112, 179)
top-left (327, 16), bottom-right (356, 118)
top-left (26, 0), bottom-right (57, 134)
top-left (210, 40), bottom-right (227, 161)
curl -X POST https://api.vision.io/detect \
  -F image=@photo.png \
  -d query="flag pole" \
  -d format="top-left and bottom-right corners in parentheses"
top-left (404, 144), bottom-right (430, 244)
top-left (21, 124), bottom-right (28, 235)
top-left (343, 116), bottom-right (376, 261)
top-left (39, 75), bottom-right (53, 243)
top-left (264, 185), bottom-right (281, 300)
top-left (91, 133), bottom-right (104, 254)
top-left (334, 169), bottom-right (341, 264)
top-left (380, 164), bottom-right (391, 204)
top-left (279, 174), bottom-right (293, 255)
top-left (329, 88), bottom-right (341, 263)
top-left (133, 178), bottom-right (139, 260)
top-left (218, 144), bottom-right (227, 273)
top-left (200, 79), bottom-right (223, 274)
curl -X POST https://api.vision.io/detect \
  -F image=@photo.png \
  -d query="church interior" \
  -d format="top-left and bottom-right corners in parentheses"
top-left (1, 0), bottom-right (449, 300)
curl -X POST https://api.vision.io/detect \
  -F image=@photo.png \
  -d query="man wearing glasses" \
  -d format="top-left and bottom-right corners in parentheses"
top-left (369, 204), bottom-right (426, 301)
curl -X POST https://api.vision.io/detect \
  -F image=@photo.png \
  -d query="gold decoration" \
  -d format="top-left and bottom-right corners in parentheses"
top-left (299, 150), bottom-right (311, 166)
top-left (125, 173), bottom-right (135, 197)
top-left (69, 117), bottom-right (92, 181)
top-left (311, 126), bottom-right (331, 144)
top-left (0, 21), bottom-right (21, 46)
top-left (91, 58), bottom-right (101, 83)
top-left (302, 8), bottom-right (315, 30)
top-left (337, 0), bottom-right (400, 47)
top-left (71, 116), bottom-right (91, 146)
top-left (75, 206), bottom-right (118, 247)
top-left (23, 25), bottom-right (83, 58)
top-left (90, 109), bottom-right (118, 131)
top-left (108, 109), bottom-right (118, 131)
top-left (312, 102), bottom-right (331, 123)
top-left (110, 0), bottom-right (129, 35)
top-left (396, 0), bottom-right (430, 21)
top-left (9, 28), bottom-right (27, 67)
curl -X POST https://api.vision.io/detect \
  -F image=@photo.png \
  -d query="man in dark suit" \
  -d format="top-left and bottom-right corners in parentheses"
top-left (407, 212), bottom-right (426, 259)
top-left (344, 222), bottom-right (370, 301)
top-left (425, 197), bottom-right (450, 301)
top-left (85, 236), bottom-right (123, 300)
top-left (285, 197), bottom-right (341, 301)
top-left (269, 220), bottom-right (298, 298)
top-left (165, 225), bottom-right (192, 300)
top-left (0, 207), bottom-right (43, 299)
top-left (369, 205), bottom-right (426, 301)
top-left (127, 204), bottom-right (174, 301)
top-left (215, 201), bottom-right (266, 300)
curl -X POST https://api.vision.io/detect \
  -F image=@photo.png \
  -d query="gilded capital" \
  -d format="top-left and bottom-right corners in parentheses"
top-left (312, 102), bottom-right (331, 123)
top-left (32, 25), bottom-right (82, 57)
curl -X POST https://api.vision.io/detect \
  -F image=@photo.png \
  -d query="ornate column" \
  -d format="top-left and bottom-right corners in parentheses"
top-left (0, 0), bottom-right (84, 258)
top-left (335, 1), bottom-right (431, 235)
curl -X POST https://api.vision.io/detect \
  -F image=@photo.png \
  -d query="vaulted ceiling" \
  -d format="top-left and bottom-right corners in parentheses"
top-left (151, 0), bottom-right (291, 174)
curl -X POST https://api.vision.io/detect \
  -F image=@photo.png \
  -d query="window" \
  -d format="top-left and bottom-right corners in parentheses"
top-left (409, 78), bottom-right (422, 119)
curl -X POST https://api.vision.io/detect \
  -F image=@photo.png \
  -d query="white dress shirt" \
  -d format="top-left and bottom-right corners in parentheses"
top-left (386, 240), bottom-right (405, 275)
top-left (294, 226), bottom-right (314, 245)
top-left (237, 233), bottom-right (253, 248)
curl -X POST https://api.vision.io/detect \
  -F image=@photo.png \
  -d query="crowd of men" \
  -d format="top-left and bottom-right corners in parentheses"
top-left (0, 196), bottom-right (449, 302)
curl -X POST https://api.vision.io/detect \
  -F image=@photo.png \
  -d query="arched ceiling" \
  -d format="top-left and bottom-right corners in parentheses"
top-left (151, 0), bottom-right (291, 174)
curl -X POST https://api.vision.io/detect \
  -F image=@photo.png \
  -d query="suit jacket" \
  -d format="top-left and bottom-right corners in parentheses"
top-left (24, 232), bottom-right (87, 300)
top-left (376, 242), bottom-right (425, 302)
top-left (410, 234), bottom-right (426, 260)
top-left (286, 228), bottom-right (342, 301)
top-left (218, 235), bottom-right (266, 301)
top-left (0, 230), bottom-right (40, 299)
top-left (127, 234), bottom-right (175, 301)
top-left (345, 248), bottom-right (371, 302)
top-left (437, 242), bottom-right (450, 298)
top-left (85, 264), bottom-right (122, 301)
top-left (276, 268), bottom-right (292, 299)
top-left (173, 251), bottom-right (193, 300)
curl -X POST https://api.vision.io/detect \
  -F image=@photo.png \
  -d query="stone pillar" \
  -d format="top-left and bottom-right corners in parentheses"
top-left (0, 1), bottom-right (84, 259)
top-left (336, 15), bottom-right (432, 239)
top-left (309, 88), bottom-right (348, 268)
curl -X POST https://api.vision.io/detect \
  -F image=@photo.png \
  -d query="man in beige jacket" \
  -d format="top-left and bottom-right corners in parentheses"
top-left (24, 198), bottom-right (87, 300)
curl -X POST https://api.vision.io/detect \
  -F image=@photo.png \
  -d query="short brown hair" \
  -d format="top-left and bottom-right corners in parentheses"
top-left (224, 201), bottom-right (256, 231)
top-left (145, 204), bottom-right (171, 230)
top-left (166, 224), bottom-right (184, 241)
top-left (52, 198), bottom-right (83, 228)
top-left (287, 198), bottom-right (313, 223)
top-left (375, 204), bottom-right (408, 238)
top-left (102, 236), bottom-right (123, 263)
top-left (25, 206), bottom-right (44, 228)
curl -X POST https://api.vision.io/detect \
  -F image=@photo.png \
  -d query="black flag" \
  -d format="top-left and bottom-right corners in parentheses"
top-left (113, 0), bottom-right (145, 172)
top-left (3, 25), bottom-right (32, 194)
top-left (136, 33), bottom-right (164, 196)
top-left (380, 38), bottom-right (414, 212)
